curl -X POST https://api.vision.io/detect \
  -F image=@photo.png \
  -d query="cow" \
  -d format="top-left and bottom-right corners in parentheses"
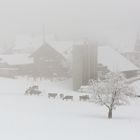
top-left (48, 93), bottom-right (58, 99)
top-left (63, 95), bottom-right (73, 101)
top-left (79, 95), bottom-right (90, 101)
top-left (59, 94), bottom-right (64, 99)
top-left (24, 87), bottom-right (32, 95)
top-left (25, 85), bottom-right (42, 96)
top-left (30, 89), bottom-right (42, 96)
top-left (136, 95), bottom-right (140, 98)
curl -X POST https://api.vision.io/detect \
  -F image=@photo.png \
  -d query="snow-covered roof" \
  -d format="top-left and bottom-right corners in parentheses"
top-left (49, 41), bottom-right (73, 63)
top-left (30, 42), bottom-right (65, 61)
top-left (0, 54), bottom-right (33, 65)
top-left (0, 42), bottom-right (138, 73)
top-left (123, 51), bottom-right (140, 55)
top-left (98, 46), bottom-right (139, 72)
top-left (0, 41), bottom-right (74, 65)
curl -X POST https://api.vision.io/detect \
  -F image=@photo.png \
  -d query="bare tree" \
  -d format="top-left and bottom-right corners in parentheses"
top-left (81, 72), bottom-right (135, 119)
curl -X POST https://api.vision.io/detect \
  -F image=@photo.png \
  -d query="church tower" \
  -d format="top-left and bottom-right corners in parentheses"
top-left (135, 33), bottom-right (140, 51)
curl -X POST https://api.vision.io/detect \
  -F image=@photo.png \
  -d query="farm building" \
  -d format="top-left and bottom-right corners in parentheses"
top-left (98, 46), bottom-right (139, 78)
top-left (30, 41), bottom-right (68, 78)
top-left (72, 42), bottom-right (139, 90)
top-left (123, 35), bottom-right (140, 68)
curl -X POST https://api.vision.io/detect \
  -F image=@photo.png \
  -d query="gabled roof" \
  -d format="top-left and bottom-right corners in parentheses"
top-left (0, 54), bottom-right (33, 65)
top-left (30, 42), bottom-right (65, 61)
top-left (98, 46), bottom-right (139, 72)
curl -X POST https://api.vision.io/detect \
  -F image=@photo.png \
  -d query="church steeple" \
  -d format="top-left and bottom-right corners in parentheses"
top-left (135, 33), bottom-right (140, 51)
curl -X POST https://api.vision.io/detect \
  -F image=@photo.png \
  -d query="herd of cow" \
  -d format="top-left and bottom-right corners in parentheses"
top-left (48, 93), bottom-right (90, 101)
top-left (24, 86), bottom-right (90, 101)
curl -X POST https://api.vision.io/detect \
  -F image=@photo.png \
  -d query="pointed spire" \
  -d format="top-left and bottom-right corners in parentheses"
top-left (135, 32), bottom-right (140, 51)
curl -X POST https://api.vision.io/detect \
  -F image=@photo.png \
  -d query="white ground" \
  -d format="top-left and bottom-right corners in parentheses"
top-left (0, 54), bottom-right (33, 65)
top-left (0, 77), bottom-right (140, 140)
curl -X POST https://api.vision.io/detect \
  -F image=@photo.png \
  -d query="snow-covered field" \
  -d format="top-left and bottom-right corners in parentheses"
top-left (0, 77), bottom-right (140, 140)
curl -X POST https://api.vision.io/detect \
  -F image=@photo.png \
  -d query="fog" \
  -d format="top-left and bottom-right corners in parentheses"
top-left (0, 0), bottom-right (140, 51)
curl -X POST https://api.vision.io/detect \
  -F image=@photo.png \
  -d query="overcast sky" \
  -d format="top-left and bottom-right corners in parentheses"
top-left (0, 0), bottom-right (140, 50)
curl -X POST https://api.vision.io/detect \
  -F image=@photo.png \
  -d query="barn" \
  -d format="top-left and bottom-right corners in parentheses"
top-left (30, 42), bottom-right (68, 78)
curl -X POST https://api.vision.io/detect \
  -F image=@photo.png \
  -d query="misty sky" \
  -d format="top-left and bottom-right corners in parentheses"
top-left (0, 0), bottom-right (140, 51)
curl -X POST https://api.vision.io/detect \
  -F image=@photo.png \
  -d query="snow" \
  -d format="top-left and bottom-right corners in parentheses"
top-left (131, 80), bottom-right (140, 95)
top-left (0, 77), bottom-right (139, 140)
top-left (0, 54), bottom-right (33, 65)
top-left (0, 41), bottom-right (73, 65)
top-left (49, 41), bottom-right (73, 62)
top-left (98, 46), bottom-right (139, 72)
top-left (0, 43), bottom-right (138, 73)
top-left (50, 44), bottom-right (139, 72)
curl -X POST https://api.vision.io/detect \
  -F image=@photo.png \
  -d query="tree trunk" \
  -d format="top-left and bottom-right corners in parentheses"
top-left (108, 108), bottom-right (112, 119)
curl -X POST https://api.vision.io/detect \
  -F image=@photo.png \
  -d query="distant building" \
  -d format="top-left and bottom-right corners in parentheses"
top-left (98, 46), bottom-right (139, 78)
top-left (0, 67), bottom-right (18, 78)
top-left (73, 42), bottom-right (139, 90)
top-left (27, 25), bottom-right (69, 78)
top-left (30, 42), bottom-right (65, 64)
top-left (135, 34), bottom-right (140, 51)
top-left (30, 42), bottom-right (68, 78)
top-left (72, 42), bottom-right (98, 90)
top-left (98, 63), bottom-right (110, 79)
top-left (123, 34), bottom-right (140, 68)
